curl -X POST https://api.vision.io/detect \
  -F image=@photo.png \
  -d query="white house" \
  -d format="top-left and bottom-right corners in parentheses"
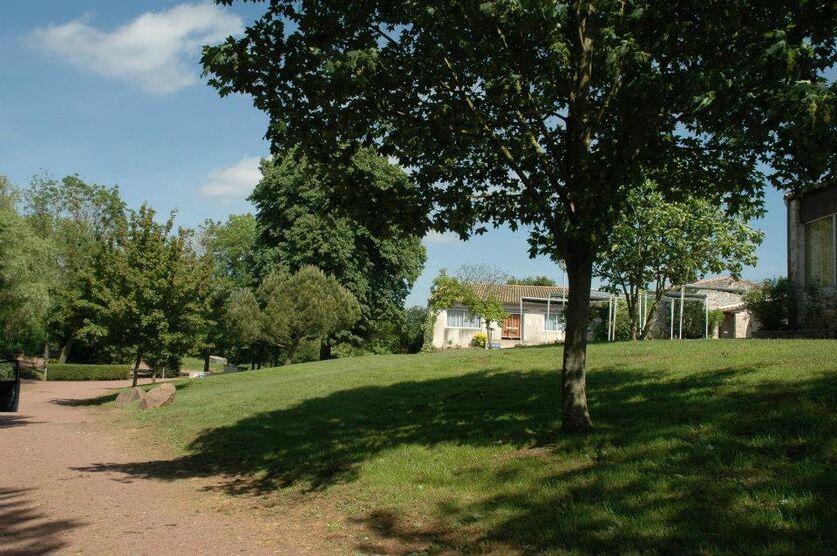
top-left (431, 283), bottom-right (585, 349)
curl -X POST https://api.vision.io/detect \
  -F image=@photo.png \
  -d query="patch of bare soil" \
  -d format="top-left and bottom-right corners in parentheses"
top-left (0, 380), bottom-right (375, 554)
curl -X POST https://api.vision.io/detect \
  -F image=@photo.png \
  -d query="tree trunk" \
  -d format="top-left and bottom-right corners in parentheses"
top-left (43, 341), bottom-right (49, 382)
top-left (319, 339), bottom-right (332, 361)
top-left (132, 350), bottom-right (142, 388)
top-left (203, 350), bottom-right (211, 373)
top-left (58, 335), bottom-right (74, 364)
top-left (284, 339), bottom-right (300, 366)
top-left (627, 294), bottom-right (639, 340)
top-left (561, 253), bottom-right (594, 433)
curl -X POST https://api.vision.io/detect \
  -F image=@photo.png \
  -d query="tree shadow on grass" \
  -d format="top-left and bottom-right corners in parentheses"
top-left (426, 366), bottom-right (837, 553)
top-left (72, 364), bottom-right (837, 553)
top-left (0, 487), bottom-right (83, 554)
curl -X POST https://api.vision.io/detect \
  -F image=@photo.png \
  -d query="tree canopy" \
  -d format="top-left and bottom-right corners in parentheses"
top-left (0, 177), bottom-right (55, 357)
top-left (595, 182), bottom-right (763, 339)
top-left (507, 276), bottom-right (558, 287)
top-left (250, 148), bottom-right (426, 355)
top-left (204, 0), bottom-right (837, 431)
top-left (254, 266), bottom-right (361, 364)
top-left (199, 213), bottom-right (259, 290)
top-left (23, 174), bottom-right (126, 363)
top-left (81, 205), bottom-right (213, 385)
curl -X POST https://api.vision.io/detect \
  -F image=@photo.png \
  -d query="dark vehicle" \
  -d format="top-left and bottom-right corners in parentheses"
top-left (0, 360), bottom-right (21, 412)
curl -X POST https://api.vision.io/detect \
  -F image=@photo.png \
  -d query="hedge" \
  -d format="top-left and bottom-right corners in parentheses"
top-left (46, 364), bottom-right (131, 381)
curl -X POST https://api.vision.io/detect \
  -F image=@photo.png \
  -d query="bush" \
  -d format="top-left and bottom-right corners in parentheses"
top-left (400, 306), bottom-right (428, 353)
top-left (799, 285), bottom-right (837, 332)
top-left (47, 363), bottom-right (130, 381)
top-left (708, 309), bottom-right (725, 336)
top-left (590, 300), bottom-right (632, 341)
top-left (744, 278), bottom-right (798, 330)
top-left (470, 332), bottom-right (487, 348)
top-left (144, 349), bottom-right (182, 378)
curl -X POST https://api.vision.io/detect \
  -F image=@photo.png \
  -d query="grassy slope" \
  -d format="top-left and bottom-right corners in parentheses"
top-left (180, 356), bottom-right (224, 373)
top-left (118, 340), bottom-right (836, 554)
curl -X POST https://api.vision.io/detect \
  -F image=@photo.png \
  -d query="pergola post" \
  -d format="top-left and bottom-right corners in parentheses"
top-left (704, 297), bottom-right (709, 339)
top-left (519, 297), bottom-right (524, 346)
top-left (670, 300), bottom-right (674, 340)
top-left (679, 285), bottom-right (685, 340)
top-left (546, 297), bottom-right (551, 345)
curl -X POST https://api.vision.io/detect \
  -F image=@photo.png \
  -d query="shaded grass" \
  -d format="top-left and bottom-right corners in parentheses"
top-left (80, 340), bottom-right (837, 554)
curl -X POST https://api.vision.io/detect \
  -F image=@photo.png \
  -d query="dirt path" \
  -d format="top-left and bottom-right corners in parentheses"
top-left (0, 380), bottom-right (326, 555)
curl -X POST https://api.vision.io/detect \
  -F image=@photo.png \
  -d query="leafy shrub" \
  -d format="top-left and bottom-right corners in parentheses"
top-left (708, 309), bottom-right (725, 336)
top-left (673, 300), bottom-right (714, 339)
top-left (590, 300), bottom-right (632, 341)
top-left (744, 278), bottom-right (798, 330)
top-left (799, 285), bottom-right (837, 332)
top-left (291, 339), bottom-right (321, 363)
top-left (470, 332), bottom-right (487, 348)
top-left (47, 364), bottom-right (129, 381)
top-left (144, 349), bottom-right (182, 378)
top-left (400, 306), bottom-right (428, 353)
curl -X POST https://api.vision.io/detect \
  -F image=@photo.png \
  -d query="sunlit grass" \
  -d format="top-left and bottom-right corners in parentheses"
top-left (114, 340), bottom-right (837, 553)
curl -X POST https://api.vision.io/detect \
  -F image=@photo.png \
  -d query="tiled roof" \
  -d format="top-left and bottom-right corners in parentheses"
top-left (687, 276), bottom-right (758, 291)
top-left (466, 283), bottom-right (569, 305)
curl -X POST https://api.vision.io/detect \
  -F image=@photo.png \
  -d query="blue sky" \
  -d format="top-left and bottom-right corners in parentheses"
top-left (1, 1), bottom-right (790, 306)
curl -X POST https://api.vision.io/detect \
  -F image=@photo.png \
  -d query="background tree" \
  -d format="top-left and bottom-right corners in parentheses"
top-left (82, 205), bottom-right (212, 386)
top-left (205, 0), bottom-right (836, 431)
top-left (250, 148), bottom-right (426, 359)
top-left (199, 213), bottom-right (258, 289)
top-left (256, 266), bottom-right (361, 365)
top-left (0, 177), bottom-right (55, 358)
top-left (507, 276), bottom-right (557, 287)
top-left (399, 306), bottom-right (428, 354)
top-left (197, 214), bottom-right (259, 370)
top-left (224, 287), bottom-right (266, 368)
top-left (24, 174), bottom-right (125, 363)
top-left (595, 182), bottom-right (763, 339)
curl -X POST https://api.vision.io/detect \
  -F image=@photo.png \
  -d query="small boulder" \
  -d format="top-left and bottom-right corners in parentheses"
top-left (115, 387), bottom-right (146, 407)
top-left (137, 383), bottom-right (176, 410)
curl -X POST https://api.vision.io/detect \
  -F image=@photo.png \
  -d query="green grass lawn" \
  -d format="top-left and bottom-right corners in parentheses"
top-left (180, 356), bottom-right (225, 373)
top-left (103, 340), bottom-right (836, 554)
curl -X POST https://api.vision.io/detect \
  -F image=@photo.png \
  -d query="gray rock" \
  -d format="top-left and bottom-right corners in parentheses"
top-left (115, 387), bottom-right (146, 407)
top-left (137, 383), bottom-right (176, 410)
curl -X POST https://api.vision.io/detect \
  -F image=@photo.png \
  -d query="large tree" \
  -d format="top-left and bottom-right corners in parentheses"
top-left (82, 205), bottom-right (212, 386)
top-left (0, 177), bottom-right (55, 358)
top-left (24, 174), bottom-right (125, 363)
top-left (197, 214), bottom-right (260, 370)
top-left (204, 0), bottom-right (836, 431)
top-left (595, 182), bottom-right (763, 340)
top-left (238, 266), bottom-right (361, 365)
top-left (250, 149), bottom-right (426, 358)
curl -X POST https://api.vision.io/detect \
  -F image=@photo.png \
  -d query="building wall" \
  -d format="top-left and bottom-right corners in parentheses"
top-left (519, 306), bottom-right (565, 345)
top-left (432, 304), bottom-right (566, 349)
top-left (650, 290), bottom-right (754, 339)
top-left (787, 196), bottom-right (805, 287)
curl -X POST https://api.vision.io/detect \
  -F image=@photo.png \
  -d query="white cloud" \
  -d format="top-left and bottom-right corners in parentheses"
top-left (30, 4), bottom-right (243, 94)
top-left (200, 156), bottom-right (262, 199)
top-left (423, 231), bottom-right (461, 244)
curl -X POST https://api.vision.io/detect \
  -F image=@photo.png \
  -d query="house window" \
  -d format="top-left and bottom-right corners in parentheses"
top-left (805, 214), bottom-right (836, 287)
top-left (446, 308), bottom-right (481, 329)
top-left (544, 312), bottom-right (564, 331)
